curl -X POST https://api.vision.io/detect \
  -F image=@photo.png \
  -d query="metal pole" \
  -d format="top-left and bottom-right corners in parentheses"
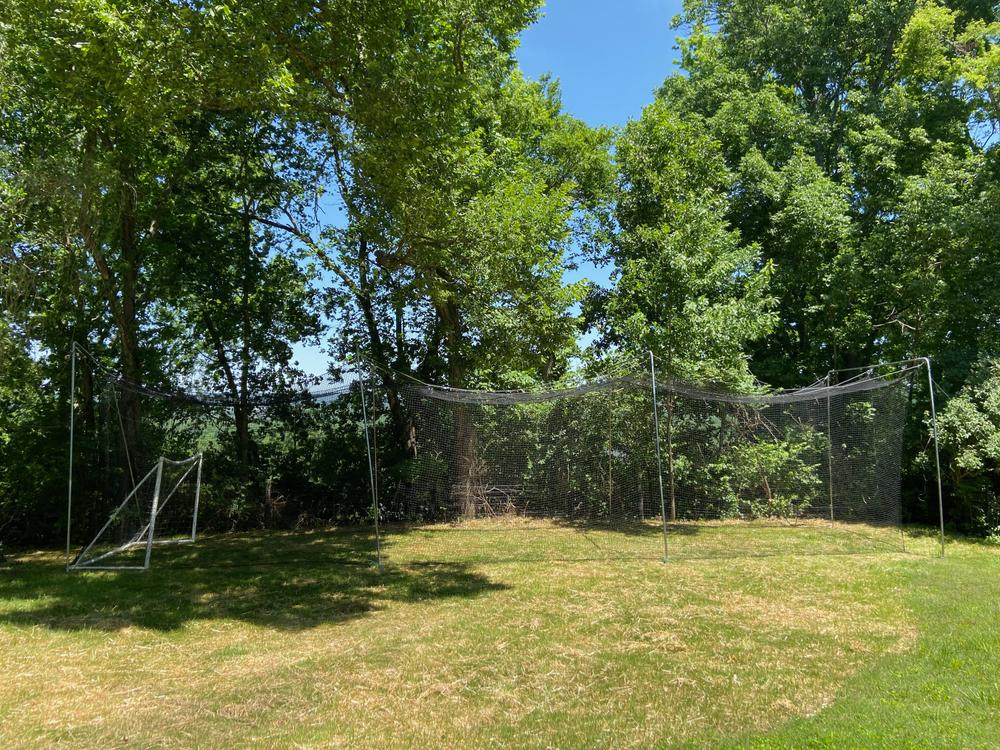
top-left (143, 457), bottom-right (165, 570)
top-left (922, 357), bottom-right (946, 558)
top-left (649, 351), bottom-right (669, 562)
top-left (191, 453), bottom-right (203, 542)
top-left (66, 342), bottom-right (77, 563)
top-left (825, 372), bottom-right (834, 523)
top-left (607, 397), bottom-right (614, 517)
top-left (358, 358), bottom-right (383, 569)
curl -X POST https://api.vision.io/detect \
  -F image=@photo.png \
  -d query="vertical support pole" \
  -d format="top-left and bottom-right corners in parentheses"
top-left (371, 389), bottom-right (379, 513)
top-left (358, 358), bottom-right (383, 570)
top-left (191, 453), bottom-right (203, 542)
top-left (144, 457), bottom-right (165, 570)
top-left (649, 351), bottom-right (669, 562)
top-left (663, 357), bottom-right (677, 523)
top-left (607, 395), bottom-right (614, 519)
top-left (825, 372), bottom-right (835, 523)
top-left (66, 342), bottom-right (77, 563)
top-left (666, 405), bottom-right (676, 522)
top-left (922, 357), bottom-right (946, 558)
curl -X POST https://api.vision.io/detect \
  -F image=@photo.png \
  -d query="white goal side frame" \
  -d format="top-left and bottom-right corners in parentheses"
top-left (67, 453), bottom-right (203, 572)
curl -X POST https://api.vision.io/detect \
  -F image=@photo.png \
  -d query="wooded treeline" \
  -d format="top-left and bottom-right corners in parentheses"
top-left (2, 0), bottom-right (1000, 545)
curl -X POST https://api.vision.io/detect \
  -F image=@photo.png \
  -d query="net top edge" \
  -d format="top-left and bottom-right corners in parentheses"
top-left (405, 372), bottom-right (911, 405)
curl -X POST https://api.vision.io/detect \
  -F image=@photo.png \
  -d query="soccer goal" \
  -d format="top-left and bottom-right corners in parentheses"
top-left (64, 342), bottom-right (379, 570)
top-left (377, 361), bottom-right (924, 563)
top-left (68, 453), bottom-right (202, 571)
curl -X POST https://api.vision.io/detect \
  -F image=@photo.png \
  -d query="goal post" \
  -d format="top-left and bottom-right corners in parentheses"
top-left (68, 452), bottom-right (203, 572)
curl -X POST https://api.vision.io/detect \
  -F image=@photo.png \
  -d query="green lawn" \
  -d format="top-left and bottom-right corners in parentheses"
top-left (1, 526), bottom-right (997, 749)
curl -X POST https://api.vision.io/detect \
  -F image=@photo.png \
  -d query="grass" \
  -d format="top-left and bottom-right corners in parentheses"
top-left (379, 517), bottom-right (908, 564)
top-left (0, 524), bottom-right (997, 749)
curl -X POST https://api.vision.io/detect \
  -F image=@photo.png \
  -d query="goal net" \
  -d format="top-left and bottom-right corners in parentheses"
top-left (65, 346), bottom-right (378, 569)
top-left (69, 453), bottom-right (202, 571)
top-left (380, 368), bottom-right (914, 562)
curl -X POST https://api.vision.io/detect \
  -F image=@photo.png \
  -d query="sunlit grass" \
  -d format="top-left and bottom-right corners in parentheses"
top-left (380, 517), bottom-right (906, 564)
top-left (0, 527), bottom-right (996, 748)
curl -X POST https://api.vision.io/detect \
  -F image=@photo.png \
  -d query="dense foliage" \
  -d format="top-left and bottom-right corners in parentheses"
top-left (2, 0), bottom-right (999, 545)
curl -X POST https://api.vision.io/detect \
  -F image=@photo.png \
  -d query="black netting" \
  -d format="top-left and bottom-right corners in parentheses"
top-left (67, 351), bottom-right (376, 569)
top-left (66, 344), bottom-right (916, 568)
top-left (380, 372), bottom-right (912, 562)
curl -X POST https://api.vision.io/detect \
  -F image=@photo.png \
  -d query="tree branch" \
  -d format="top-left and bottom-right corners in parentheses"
top-left (247, 211), bottom-right (360, 295)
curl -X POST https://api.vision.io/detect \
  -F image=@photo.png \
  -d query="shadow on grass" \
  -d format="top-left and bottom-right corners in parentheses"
top-left (0, 529), bottom-right (507, 634)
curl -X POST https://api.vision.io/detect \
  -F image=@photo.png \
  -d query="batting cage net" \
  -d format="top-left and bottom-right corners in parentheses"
top-left (65, 342), bottom-right (921, 568)
top-left (377, 368), bottom-right (915, 563)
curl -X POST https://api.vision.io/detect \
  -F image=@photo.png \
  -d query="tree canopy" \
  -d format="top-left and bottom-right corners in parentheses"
top-left (3, 0), bottom-right (1000, 543)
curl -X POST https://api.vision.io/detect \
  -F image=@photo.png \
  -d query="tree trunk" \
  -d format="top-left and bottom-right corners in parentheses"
top-left (436, 295), bottom-right (478, 519)
top-left (202, 310), bottom-right (256, 478)
top-left (238, 209), bottom-right (259, 485)
top-left (355, 238), bottom-right (416, 456)
top-left (116, 166), bottom-right (143, 483)
top-left (76, 138), bottom-right (151, 489)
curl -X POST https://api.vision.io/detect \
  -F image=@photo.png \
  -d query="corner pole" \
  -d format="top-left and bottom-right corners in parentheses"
top-left (607, 397), bottom-right (614, 517)
top-left (649, 351), bottom-right (669, 562)
top-left (825, 372), bottom-right (834, 523)
top-left (358, 357), bottom-right (383, 570)
top-left (143, 457), bottom-right (165, 570)
top-left (921, 357), bottom-right (946, 558)
top-left (66, 342), bottom-right (77, 563)
top-left (191, 453), bottom-right (203, 542)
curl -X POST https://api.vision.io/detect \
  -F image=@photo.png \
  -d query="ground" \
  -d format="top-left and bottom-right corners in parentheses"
top-left (1, 525), bottom-right (997, 749)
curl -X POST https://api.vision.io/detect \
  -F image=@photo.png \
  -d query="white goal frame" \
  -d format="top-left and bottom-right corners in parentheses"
top-left (67, 453), bottom-right (203, 572)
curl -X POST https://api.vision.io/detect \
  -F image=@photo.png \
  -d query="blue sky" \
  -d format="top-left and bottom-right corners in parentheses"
top-left (517, 0), bottom-right (684, 313)
top-left (519, 0), bottom-right (684, 292)
top-left (518, 0), bottom-right (683, 128)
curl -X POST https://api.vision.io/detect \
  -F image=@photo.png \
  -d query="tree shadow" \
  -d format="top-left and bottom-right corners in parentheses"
top-left (0, 529), bottom-right (507, 634)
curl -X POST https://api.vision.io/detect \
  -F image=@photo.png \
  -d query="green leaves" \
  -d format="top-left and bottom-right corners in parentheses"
top-left (897, 1), bottom-right (960, 83)
top-left (936, 356), bottom-right (1000, 534)
top-left (661, 0), bottom-right (1000, 525)
top-left (593, 104), bottom-right (775, 386)
top-left (314, 52), bottom-right (611, 388)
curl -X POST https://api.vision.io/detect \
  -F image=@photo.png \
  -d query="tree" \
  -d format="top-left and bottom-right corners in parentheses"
top-left (0, 0), bottom-right (294, 461)
top-left (314, 73), bottom-right (613, 517)
top-left (590, 101), bottom-right (775, 386)
top-left (660, 0), bottom-right (1000, 526)
top-left (660, 0), bottom-right (1000, 381)
top-left (589, 102), bottom-right (775, 519)
top-left (262, 66), bottom-right (613, 444)
top-left (154, 113), bottom-right (324, 494)
top-left (935, 356), bottom-right (1000, 537)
